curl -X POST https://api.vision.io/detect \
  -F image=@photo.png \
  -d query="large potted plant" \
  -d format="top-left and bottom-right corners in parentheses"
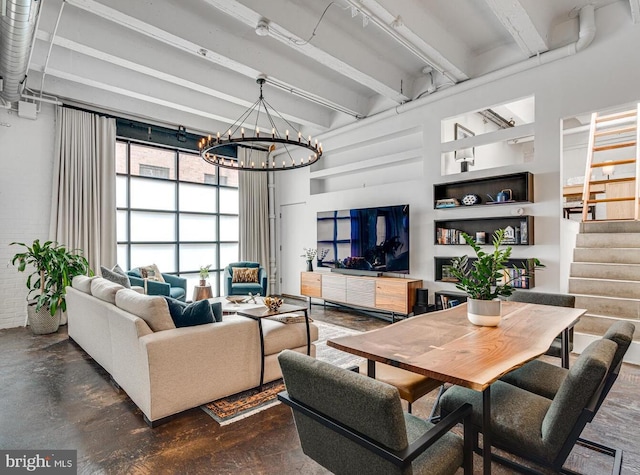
top-left (450, 229), bottom-right (543, 326)
top-left (11, 239), bottom-right (92, 334)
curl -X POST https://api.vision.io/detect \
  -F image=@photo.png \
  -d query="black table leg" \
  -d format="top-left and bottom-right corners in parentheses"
top-left (561, 328), bottom-right (570, 369)
top-left (483, 386), bottom-right (492, 475)
top-left (367, 359), bottom-right (376, 378)
top-left (257, 319), bottom-right (265, 391)
top-left (304, 309), bottom-right (311, 356)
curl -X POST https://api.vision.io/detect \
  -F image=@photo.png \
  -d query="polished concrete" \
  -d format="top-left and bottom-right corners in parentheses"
top-left (1, 302), bottom-right (638, 474)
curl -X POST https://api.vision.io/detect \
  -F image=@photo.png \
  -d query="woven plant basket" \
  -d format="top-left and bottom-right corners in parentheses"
top-left (27, 304), bottom-right (61, 335)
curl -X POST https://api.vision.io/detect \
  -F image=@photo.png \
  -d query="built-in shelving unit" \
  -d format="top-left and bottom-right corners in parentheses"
top-left (435, 216), bottom-right (534, 245)
top-left (434, 171), bottom-right (534, 209)
top-left (434, 257), bottom-right (536, 289)
top-left (434, 290), bottom-right (468, 311)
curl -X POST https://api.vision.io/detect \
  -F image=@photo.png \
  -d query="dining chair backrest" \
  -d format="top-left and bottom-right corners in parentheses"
top-left (278, 350), bottom-right (410, 474)
top-left (541, 338), bottom-right (616, 458)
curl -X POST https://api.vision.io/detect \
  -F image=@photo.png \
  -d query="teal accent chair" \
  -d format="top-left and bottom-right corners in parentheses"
top-left (127, 269), bottom-right (187, 302)
top-left (277, 350), bottom-right (474, 475)
top-left (224, 261), bottom-right (267, 296)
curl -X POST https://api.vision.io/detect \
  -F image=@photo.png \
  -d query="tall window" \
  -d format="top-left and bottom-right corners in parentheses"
top-left (116, 140), bottom-right (239, 298)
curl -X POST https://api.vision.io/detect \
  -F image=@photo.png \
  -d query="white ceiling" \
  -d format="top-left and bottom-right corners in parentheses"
top-left (24, 0), bottom-right (636, 137)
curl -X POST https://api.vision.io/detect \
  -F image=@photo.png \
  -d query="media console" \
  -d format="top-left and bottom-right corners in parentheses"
top-left (300, 271), bottom-right (423, 321)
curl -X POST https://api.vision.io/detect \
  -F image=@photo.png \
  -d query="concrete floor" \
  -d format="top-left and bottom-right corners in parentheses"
top-left (1, 303), bottom-right (638, 474)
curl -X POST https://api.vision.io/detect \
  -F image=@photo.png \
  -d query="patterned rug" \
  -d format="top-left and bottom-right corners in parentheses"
top-left (201, 320), bottom-right (363, 425)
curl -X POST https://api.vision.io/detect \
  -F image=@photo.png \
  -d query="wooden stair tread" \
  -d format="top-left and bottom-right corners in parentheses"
top-left (590, 158), bottom-right (636, 168)
top-left (594, 125), bottom-right (637, 137)
top-left (587, 197), bottom-right (638, 204)
top-left (593, 141), bottom-right (637, 152)
top-left (596, 110), bottom-right (637, 122)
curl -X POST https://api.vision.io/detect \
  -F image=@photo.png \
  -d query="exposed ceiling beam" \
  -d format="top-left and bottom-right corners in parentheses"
top-left (35, 66), bottom-right (246, 124)
top-left (630, 0), bottom-right (640, 23)
top-left (343, 0), bottom-right (468, 82)
top-left (34, 31), bottom-right (329, 130)
top-left (202, 0), bottom-right (408, 103)
top-left (483, 0), bottom-right (548, 57)
top-left (63, 0), bottom-right (361, 118)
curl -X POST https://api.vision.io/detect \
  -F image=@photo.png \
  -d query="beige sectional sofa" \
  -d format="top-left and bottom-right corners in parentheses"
top-left (66, 276), bottom-right (318, 426)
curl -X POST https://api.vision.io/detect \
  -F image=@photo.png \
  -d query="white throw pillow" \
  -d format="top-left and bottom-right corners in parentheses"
top-left (115, 289), bottom-right (175, 332)
top-left (91, 278), bottom-right (124, 304)
top-left (72, 275), bottom-right (96, 294)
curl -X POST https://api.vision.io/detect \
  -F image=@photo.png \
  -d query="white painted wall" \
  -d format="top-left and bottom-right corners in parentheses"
top-left (0, 104), bottom-right (56, 329)
top-left (275, 2), bottom-right (640, 304)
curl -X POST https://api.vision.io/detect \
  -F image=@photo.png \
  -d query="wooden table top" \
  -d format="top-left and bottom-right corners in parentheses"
top-left (237, 303), bottom-right (307, 319)
top-left (328, 301), bottom-right (584, 391)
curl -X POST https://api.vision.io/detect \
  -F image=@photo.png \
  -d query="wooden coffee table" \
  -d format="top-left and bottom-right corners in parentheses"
top-left (208, 296), bottom-right (265, 315)
top-left (238, 303), bottom-right (310, 390)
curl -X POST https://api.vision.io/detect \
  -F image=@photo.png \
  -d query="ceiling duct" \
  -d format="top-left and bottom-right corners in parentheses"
top-left (0, 0), bottom-right (41, 103)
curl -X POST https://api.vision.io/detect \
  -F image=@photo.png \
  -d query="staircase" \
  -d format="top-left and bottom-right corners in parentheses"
top-left (580, 105), bottom-right (639, 221)
top-left (569, 221), bottom-right (640, 342)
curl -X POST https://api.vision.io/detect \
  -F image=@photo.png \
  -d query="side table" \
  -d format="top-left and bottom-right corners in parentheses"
top-left (238, 303), bottom-right (310, 390)
top-left (192, 285), bottom-right (213, 302)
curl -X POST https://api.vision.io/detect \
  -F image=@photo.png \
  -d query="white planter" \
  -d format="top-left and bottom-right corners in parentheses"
top-left (467, 298), bottom-right (502, 326)
top-left (27, 304), bottom-right (61, 335)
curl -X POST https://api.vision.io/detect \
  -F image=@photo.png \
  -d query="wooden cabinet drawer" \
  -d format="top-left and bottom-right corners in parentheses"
top-left (347, 278), bottom-right (375, 307)
top-left (300, 272), bottom-right (322, 298)
top-left (375, 280), bottom-right (408, 313)
top-left (322, 274), bottom-right (346, 302)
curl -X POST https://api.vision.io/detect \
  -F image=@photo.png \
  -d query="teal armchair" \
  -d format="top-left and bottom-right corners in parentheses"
top-left (127, 269), bottom-right (187, 302)
top-left (224, 261), bottom-right (268, 296)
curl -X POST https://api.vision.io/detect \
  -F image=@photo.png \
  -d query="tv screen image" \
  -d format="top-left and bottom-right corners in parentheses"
top-left (316, 204), bottom-right (410, 274)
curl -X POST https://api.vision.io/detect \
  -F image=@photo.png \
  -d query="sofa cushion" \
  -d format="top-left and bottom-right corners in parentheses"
top-left (91, 277), bottom-right (125, 304)
top-left (72, 275), bottom-right (96, 294)
top-left (115, 289), bottom-right (175, 332)
top-left (261, 318), bottom-right (319, 355)
top-left (211, 302), bottom-right (223, 323)
top-left (101, 264), bottom-right (131, 288)
top-left (164, 298), bottom-right (214, 328)
top-left (232, 267), bottom-right (259, 283)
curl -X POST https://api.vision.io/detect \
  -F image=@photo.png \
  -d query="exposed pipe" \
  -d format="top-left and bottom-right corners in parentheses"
top-left (40, 0), bottom-right (65, 103)
top-left (317, 5), bottom-right (597, 141)
top-left (0, 0), bottom-right (41, 103)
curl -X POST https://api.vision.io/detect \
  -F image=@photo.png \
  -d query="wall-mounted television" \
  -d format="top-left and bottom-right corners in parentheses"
top-left (316, 204), bottom-right (410, 274)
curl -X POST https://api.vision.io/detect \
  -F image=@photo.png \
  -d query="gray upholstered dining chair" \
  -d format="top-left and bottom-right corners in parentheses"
top-left (277, 350), bottom-right (473, 475)
top-left (507, 290), bottom-right (576, 359)
top-left (439, 338), bottom-right (617, 474)
top-left (501, 320), bottom-right (635, 400)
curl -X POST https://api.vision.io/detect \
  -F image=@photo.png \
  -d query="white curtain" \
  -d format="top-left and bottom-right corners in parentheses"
top-left (238, 148), bottom-right (270, 288)
top-left (49, 107), bottom-right (117, 273)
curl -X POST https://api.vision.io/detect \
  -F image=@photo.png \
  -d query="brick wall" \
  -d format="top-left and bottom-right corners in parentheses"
top-left (0, 105), bottom-right (56, 329)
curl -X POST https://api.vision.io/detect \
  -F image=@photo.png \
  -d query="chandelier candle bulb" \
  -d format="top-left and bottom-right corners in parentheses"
top-left (298, 131), bottom-right (301, 142)
top-left (308, 135), bottom-right (311, 145)
top-left (227, 129), bottom-right (231, 139)
top-left (256, 127), bottom-right (260, 137)
top-left (286, 130), bottom-right (289, 140)
top-left (282, 160), bottom-right (286, 168)
top-left (241, 128), bottom-right (245, 138)
top-left (272, 128), bottom-right (275, 138)
top-left (216, 132), bottom-right (220, 140)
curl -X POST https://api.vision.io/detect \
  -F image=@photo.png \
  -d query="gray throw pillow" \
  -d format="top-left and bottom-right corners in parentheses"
top-left (101, 264), bottom-right (131, 288)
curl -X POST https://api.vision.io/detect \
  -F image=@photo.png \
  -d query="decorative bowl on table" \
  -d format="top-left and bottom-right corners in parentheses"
top-left (226, 296), bottom-right (246, 304)
top-left (264, 296), bottom-right (283, 312)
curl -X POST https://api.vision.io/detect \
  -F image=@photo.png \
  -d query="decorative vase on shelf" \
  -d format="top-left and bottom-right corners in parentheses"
top-left (306, 260), bottom-right (313, 272)
top-left (467, 298), bottom-right (502, 327)
top-left (199, 279), bottom-right (207, 287)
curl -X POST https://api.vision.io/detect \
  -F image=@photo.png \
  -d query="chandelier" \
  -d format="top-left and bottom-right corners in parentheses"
top-left (199, 77), bottom-right (323, 171)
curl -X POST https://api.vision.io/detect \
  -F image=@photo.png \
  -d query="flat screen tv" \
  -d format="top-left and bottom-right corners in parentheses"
top-left (316, 204), bottom-right (410, 274)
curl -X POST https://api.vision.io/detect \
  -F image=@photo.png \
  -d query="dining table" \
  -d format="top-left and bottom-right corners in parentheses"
top-left (327, 300), bottom-right (585, 475)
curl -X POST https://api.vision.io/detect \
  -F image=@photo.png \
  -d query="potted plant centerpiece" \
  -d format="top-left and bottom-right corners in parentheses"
top-left (450, 229), bottom-right (543, 326)
top-left (11, 239), bottom-right (92, 334)
top-left (199, 264), bottom-right (211, 287)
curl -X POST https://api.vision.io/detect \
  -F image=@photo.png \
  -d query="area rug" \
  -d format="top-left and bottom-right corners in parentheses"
top-left (201, 320), bottom-right (363, 425)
